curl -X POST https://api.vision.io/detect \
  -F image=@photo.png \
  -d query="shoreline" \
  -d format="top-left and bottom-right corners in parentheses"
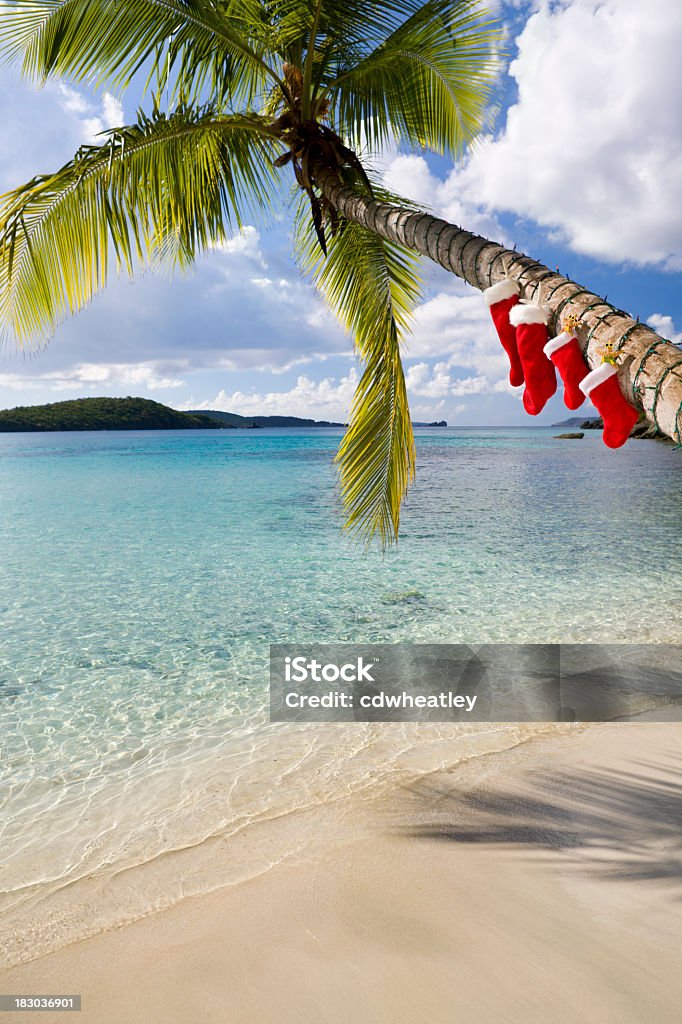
top-left (3, 722), bottom-right (681, 1023)
top-left (0, 722), bottom-right (560, 969)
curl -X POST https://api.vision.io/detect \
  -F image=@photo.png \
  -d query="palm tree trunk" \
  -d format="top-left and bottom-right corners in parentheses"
top-left (317, 168), bottom-right (682, 445)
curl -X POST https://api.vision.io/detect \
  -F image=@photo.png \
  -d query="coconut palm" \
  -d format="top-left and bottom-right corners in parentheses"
top-left (0, 0), bottom-right (680, 545)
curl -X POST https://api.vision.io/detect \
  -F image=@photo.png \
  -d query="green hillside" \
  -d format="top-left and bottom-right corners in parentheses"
top-left (191, 410), bottom-right (446, 428)
top-left (189, 410), bottom-right (346, 428)
top-left (0, 397), bottom-right (224, 432)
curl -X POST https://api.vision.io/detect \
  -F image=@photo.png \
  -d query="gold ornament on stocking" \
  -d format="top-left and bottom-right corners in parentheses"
top-left (562, 314), bottom-right (582, 335)
top-left (598, 341), bottom-right (621, 366)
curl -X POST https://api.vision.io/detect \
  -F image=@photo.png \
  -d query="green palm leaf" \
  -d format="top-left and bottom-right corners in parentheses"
top-left (270, 0), bottom-right (428, 58)
top-left (0, 105), bottom-right (279, 343)
top-left (0, 0), bottom-right (278, 103)
top-left (295, 186), bottom-right (422, 545)
top-left (327, 0), bottom-right (501, 153)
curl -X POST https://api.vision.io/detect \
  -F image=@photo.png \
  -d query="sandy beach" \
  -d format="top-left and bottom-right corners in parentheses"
top-left (2, 721), bottom-right (681, 1023)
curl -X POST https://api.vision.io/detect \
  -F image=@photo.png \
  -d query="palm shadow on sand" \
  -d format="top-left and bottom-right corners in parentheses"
top-left (402, 753), bottom-right (682, 889)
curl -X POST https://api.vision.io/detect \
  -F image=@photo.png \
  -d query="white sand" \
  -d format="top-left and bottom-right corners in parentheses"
top-left (2, 723), bottom-right (681, 1023)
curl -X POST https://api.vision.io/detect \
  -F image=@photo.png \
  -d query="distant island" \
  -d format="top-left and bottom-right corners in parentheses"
top-left (192, 412), bottom-right (447, 428)
top-left (552, 413), bottom-right (665, 441)
top-left (550, 416), bottom-right (587, 428)
top-left (189, 409), bottom-right (346, 428)
top-left (0, 398), bottom-right (448, 432)
top-left (0, 397), bottom-right (221, 432)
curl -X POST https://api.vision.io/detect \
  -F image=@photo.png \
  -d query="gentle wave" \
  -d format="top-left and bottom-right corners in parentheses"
top-left (1, 720), bottom-right (559, 965)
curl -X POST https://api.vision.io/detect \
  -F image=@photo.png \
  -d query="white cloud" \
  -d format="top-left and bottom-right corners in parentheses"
top-left (386, 0), bottom-right (682, 268)
top-left (383, 154), bottom-right (509, 244)
top-left (182, 362), bottom-right (511, 422)
top-left (213, 226), bottom-right (267, 268)
top-left (647, 314), bottom-right (682, 347)
top-left (397, 276), bottom-right (527, 403)
top-left (55, 84), bottom-right (89, 115)
top-left (56, 85), bottom-right (123, 144)
top-left (204, 228), bottom-right (335, 335)
top-left (414, 400), bottom-right (466, 419)
top-left (407, 279), bottom-right (512, 381)
top-left (246, 272), bottom-right (333, 329)
top-left (0, 72), bottom-right (106, 191)
top-left (102, 93), bottom-right (123, 127)
top-left (406, 362), bottom-right (514, 400)
top-left (187, 370), bottom-right (360, 421)
top-left (0, 360), bottom-right (187, 394)
top-left (405, 361), bottom-right (453, 398)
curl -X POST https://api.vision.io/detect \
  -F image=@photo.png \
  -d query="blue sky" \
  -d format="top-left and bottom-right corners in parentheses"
top-left (0, 0), bottom-right (681, 424)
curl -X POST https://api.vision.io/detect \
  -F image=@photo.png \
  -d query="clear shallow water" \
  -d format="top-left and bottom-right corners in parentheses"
top-left (0, 427), bottom-right (680, 962)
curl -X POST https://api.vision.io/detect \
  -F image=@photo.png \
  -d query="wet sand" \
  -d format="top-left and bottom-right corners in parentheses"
top-left (2, 722), bottom-right (681, 1023)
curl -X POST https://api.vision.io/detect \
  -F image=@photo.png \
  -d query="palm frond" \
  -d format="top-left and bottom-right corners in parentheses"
top-left (0, 0), bottom-right (503, 543)
top-left (295, 185), bottom-right (422, 545)
top-left (0, 0), bottom-right (278, 104)
top-left (326, 0), bottom-right (502, 154)
top-left (0, 105), bottom-right (279, 344)
top-left (270, 0), bottom-right (426, 58)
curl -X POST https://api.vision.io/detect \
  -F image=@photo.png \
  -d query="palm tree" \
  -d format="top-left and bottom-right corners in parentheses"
top-left (0, 1), bottom-right (679, 545)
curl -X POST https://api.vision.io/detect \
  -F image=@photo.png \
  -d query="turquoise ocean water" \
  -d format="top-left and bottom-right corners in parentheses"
top-left (1, 426), bottom-right (680, 962)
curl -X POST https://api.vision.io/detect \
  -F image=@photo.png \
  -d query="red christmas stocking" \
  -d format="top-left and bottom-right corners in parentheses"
top-left (543, 329), bottom-right (589, 410)
top-left (483, 279), bottom-right (524, 387)
top-left (509, 304), bottom-right (556, 415)
top-left (578, 364), bottom-right (638, 449)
